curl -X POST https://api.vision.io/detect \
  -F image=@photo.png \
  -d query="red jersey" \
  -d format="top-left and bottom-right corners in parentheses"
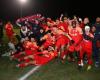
top-left (68, 26), bottom-right (83, 44)
top-left (57, 22), bottom-right (68, 32)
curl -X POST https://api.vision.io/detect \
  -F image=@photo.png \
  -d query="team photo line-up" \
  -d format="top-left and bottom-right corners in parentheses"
top-left (0, 14), bottom-right (100, 71)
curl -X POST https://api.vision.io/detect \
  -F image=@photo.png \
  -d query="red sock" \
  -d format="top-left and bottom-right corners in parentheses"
top-left (13, 52), bottom-right (22, 59)
top-left (18, 57), bottom-right (25, 62)
top-left (61, 50), bottom-right (68, 59)
top-left (18, 63), bottom-right (26, 68)
top-left (25, 59), bottom-right (30, 63)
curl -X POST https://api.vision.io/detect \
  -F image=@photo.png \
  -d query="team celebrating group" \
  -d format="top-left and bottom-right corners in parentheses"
top-left (3, 14), bottom-right (100, 70)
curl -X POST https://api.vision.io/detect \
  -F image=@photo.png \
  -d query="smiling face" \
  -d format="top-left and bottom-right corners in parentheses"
top-left (84, 18), bottom-right (89, 24)
top-left (52, 27), bottom-right (58, 34)
top-left (31, 38), bottom-right (35, 42)
top-left (55, 19), bottom-right (60, 25)
top-left (48, 46), bottom-right (54, 52)
top-left (91, 26), bottom-right (96, 33)
top-left (96, 17), bottom-right (100, 23)
top-left (63, 17), bottom-right (68, 22)
top-left (22, 26), bottom-right (26, 31)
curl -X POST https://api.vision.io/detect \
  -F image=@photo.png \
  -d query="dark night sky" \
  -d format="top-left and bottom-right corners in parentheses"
top-left (0, 0), bottom-right (100, 22)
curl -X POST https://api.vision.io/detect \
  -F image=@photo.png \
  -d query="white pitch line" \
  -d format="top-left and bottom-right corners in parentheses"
top-left (18, 66), bottom-right (41, 80)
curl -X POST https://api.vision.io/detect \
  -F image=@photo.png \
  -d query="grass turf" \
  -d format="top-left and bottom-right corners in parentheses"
top-left (0, 57), bottom-right (100, 80)
top-left (28, 58), bottom-right (100, 80)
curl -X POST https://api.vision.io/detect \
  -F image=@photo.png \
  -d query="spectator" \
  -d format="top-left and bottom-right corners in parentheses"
top-left (92, 17), bottom-right (100, 67)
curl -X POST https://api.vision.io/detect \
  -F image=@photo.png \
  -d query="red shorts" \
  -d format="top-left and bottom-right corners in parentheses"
top-left (69, 43), bottom-right (81, 52)
top-left (56, 36), bottom-right (69, 49)
top-left (33, 54), bottom-right (53, 65)
top-left (43, 41), bottom-right (52, 49)
top-left (82, 40), bottom-right (92, 52)
top-left (25, 49), bottom-right (33, 56)
top-left (79, 40), bottom-right (93, 65)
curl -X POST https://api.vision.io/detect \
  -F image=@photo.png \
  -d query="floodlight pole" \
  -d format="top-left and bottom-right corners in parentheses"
top-left (20, 4), bottom-right (23, 18)
top-left (19, 0), bottom-right (28, 18)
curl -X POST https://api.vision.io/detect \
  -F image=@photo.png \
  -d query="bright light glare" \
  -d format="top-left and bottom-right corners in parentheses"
top-left (19, 0), bottom-right (28, 4)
